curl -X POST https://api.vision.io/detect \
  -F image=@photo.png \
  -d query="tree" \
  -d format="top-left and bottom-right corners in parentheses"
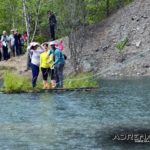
top-left (64, 0), bottom-right (87, 72)
top-left (22, 0), bottom-right (30, 46)
top-left (106, 0), bottom-right (110, 16)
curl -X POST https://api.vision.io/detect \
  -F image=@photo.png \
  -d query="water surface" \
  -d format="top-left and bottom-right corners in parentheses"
top-left (0, 78), bottom-right (150, 149)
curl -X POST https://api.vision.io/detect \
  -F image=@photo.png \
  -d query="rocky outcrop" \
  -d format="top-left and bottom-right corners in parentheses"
top-left (0, 55), bottom-right (31, 79)
top-left (64, 0), bottom-right (150, 77)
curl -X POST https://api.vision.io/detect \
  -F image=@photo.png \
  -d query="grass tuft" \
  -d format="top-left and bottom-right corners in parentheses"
top-left (64, 72), bottom-right (99, 88)
top-left (2, 71), bottom-right (42, 93)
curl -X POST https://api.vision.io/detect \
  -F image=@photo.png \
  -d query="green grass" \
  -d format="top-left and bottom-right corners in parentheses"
top-left (115, 37), bottom-right (128, 53)
top-left (64, 72), bottom-right (99, 88)
top-left (1, 71), bottom-right (99, 93)
top-left (2, 71), bottom-right (42, 93)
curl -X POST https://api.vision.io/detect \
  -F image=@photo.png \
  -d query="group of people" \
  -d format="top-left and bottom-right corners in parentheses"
top-left (0, 10), bottom-right (57, 62)
top-left (28, 40), bottom-right (66, 89)
top-left (0, 10), bottom-right (64, 89)
top-left (27, 11), bottom-right (65, 89)
top-left (0, 30), bottom-right (26, 61)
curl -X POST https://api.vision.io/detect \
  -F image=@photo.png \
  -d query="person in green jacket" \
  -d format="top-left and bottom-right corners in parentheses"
top-left (48, 41), bottom-right (65, 88)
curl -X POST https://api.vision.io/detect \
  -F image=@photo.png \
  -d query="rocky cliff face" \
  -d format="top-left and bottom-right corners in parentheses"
top-left (64, 0), bottom-right (150, 78)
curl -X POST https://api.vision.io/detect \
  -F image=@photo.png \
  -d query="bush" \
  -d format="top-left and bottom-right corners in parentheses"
top-left (115, 37), bottom-right (128, 53)
top-left (2, 71), bottom-right (42, 93)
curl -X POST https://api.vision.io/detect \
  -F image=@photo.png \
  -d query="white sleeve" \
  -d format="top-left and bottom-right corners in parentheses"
top-left (37, 48), bottom-right (44, 53)
top-left (1, 36), bottom-right (3, 41)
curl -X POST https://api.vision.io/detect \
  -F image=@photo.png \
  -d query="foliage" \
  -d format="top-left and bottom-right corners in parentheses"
top-left (0, 0), bottom-right (133, 41)
top-left (84, 0), bottom-right (133, 24)
top-left (1, 71), bottom-right (98, 93)
top-left (115, 37), bottom-right (128, 53)
top-left (64, 72), bottom-right (99, 88)
top-left (2, 71), bottom-right (42, 93)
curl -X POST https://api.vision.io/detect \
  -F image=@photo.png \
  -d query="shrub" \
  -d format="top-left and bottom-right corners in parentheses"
top-left (2, 71), bottom-right (42, 93)
top-left (115, 37), bottom-right (128, 53)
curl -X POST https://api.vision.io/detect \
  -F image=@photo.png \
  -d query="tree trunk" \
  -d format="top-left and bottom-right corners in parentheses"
top-left (22, 0), bottom-right (30, 46)
top-left (31, 0), bottom-right (43, 42)
top-left (106, 0), bottom-right (110, 16)
top-left (69, 26), bottom-right (86, 73)
top-left (22, 0), bottom-right (31, 70)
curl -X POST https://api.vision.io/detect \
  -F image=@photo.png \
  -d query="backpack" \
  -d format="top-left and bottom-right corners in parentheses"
top-left (63, 54), bottom-right (67, 60)
top-left (59, 49), bottom-right (67, 61)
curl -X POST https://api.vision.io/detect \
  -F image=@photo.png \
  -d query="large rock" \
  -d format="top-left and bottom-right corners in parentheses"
top-left (63, 0), bottom-right (150, 77)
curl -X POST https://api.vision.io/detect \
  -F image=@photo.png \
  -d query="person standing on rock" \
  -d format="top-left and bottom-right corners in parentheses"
top-left (29, 43), bottom-right (44, 88)
top-left (48, 41), bottom-right (65, 88)
top-left (40, 43), bottom-right (51, 89)
top-left (48, 11), bottom-right (57, 41)
top-left (14, 29), bottom-right (20, 56)
top-left (1, 31), bottom-right (10, 60)
top-left (18, 32), bottom-right (23, 55)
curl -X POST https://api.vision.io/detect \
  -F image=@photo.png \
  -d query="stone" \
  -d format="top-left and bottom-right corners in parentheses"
top-left (135, 41), bottom-right (141, 48)
top-left (82, 60), bottom-right (92, 72)
top-left (143, 63), bottom-right (150, 68)
top-left (95, 49), bottom-right (100, 52)
top-left (141, 15), bottom-right (148, 19)
top-left (102, 45), bottom-right (109, 51)
top-left (136, 27), bottom-right (140, 31)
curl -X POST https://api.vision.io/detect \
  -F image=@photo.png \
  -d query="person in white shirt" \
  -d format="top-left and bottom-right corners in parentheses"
top-left (1, 31), bottom-right (10, 60)
top-left (29, 43), bottom-right (44, 88)
top-left (9, 29), bottom-right (15, 57)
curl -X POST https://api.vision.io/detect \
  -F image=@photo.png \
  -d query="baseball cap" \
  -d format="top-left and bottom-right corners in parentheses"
top-left (49, 41), bottom-right (56, 46)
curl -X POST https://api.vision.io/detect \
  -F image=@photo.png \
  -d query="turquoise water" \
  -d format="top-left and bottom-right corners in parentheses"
top-left (0, 78), bottom-right (150, 149)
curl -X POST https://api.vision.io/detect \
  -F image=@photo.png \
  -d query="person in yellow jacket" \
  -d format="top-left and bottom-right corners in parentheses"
top-left (40, 43), bottom-right (55, 89)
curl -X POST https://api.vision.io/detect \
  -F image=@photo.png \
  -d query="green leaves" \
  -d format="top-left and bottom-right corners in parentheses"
top-left (115, 37), bottom-right (128, 53)
top-left (2, 71), bottom-right (42, 93)
top-left (0, 0), bottom-right (133, 41)
top-left (64, 72), bottom-right (99, 88)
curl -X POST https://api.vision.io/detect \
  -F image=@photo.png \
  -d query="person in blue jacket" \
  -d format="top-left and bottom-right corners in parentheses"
top-left (48, 41), bottom-right (65, 88)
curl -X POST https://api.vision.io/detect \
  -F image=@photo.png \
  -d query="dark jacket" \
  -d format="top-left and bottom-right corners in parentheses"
top-left (49, 14), bottom-right (57, 26)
